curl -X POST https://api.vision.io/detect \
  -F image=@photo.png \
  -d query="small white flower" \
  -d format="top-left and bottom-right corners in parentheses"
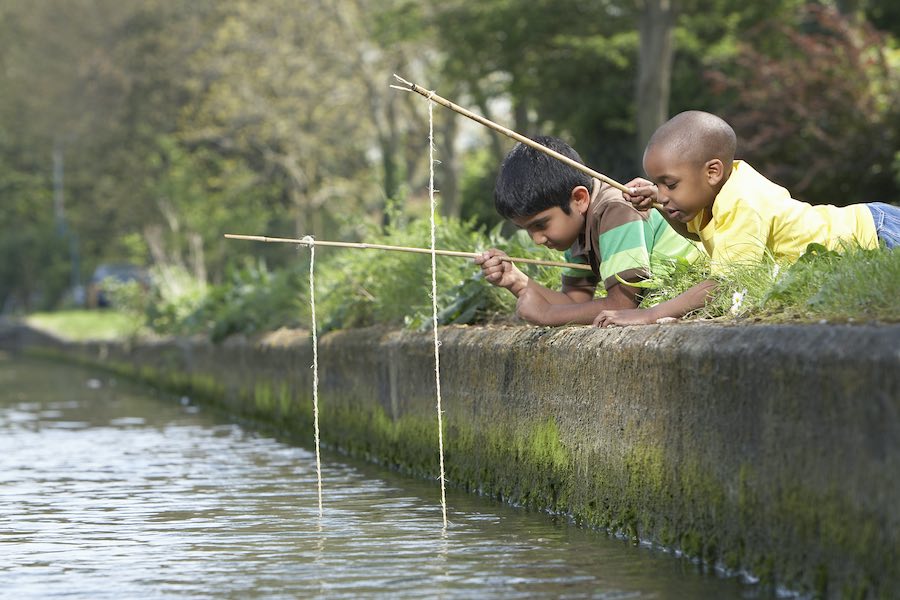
top-left (730, 288), bottom-right (747, 316)
top-left (772, 264), bottom-right (780, 280)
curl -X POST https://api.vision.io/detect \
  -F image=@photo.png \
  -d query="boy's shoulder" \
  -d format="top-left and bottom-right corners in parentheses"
top-left (589, 180), bottom-right (650, 223)
top-left (716, 160), bottom-right (792, 207)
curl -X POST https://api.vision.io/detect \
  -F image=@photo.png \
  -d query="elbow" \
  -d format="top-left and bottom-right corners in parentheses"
top-left (516, 307), bottom-right (556, 327)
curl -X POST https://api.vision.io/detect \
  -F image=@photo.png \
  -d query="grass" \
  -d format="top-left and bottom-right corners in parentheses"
top-left (30, 236), bottom-right (897, 342)
top-left (642, 243), bottom-right (900, 324)
top-left (25, 309), bottom-right (143, 341)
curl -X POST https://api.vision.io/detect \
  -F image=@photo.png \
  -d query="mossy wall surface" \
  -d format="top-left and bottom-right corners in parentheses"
top-left (12, 322), bottom-right (899, 599)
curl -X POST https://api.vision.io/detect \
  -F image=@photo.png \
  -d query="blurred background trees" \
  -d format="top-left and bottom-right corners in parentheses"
top-left (1, 0), bottom-right (897, 312)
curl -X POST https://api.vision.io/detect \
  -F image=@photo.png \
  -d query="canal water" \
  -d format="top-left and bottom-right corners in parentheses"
top-left (1, 355), bottom-right (766, 599)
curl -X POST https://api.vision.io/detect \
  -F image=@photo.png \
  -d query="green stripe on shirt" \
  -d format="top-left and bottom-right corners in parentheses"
top-left (561, 251), bottom-right (590, 279)
top-left (600, 247), bottom-right (651, 282)
top-left (647, 211), bottom-right (702, 262)
top-left (598, 221), bottom-right (652, 282)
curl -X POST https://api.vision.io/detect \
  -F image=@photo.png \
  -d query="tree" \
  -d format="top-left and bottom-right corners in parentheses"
top-left (706, 4), bottom-right (899, 204)
top-left (635, 0), bottom-right (678, 159)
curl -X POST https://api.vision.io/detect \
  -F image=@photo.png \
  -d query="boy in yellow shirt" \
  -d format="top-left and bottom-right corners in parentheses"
top-left (594, 110), bottom-right (900, 327)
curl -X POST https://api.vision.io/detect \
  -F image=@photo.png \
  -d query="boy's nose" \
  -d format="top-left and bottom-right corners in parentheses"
top-left (531, 232), bottom-right (547, 245)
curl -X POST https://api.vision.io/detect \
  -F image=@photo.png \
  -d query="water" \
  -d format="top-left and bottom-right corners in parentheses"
top-left (0, 355), bottom-right (765, 599)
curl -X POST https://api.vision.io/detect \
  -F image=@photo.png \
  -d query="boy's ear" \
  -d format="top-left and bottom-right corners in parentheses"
top-left (705, 159), bottom-right (726, 185)
top-left (570, 186), bottom-right (591, 214)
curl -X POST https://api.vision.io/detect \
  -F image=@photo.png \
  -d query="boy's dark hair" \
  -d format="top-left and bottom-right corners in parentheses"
top-left (494, 136), bottom-right (592, 220)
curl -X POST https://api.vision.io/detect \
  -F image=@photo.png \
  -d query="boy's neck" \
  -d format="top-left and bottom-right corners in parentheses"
top-left (589, 177), bottom-right (602, 202)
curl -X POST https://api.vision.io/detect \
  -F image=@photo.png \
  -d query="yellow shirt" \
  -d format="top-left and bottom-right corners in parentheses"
top-left (687, 161), bottom-right (877, 275)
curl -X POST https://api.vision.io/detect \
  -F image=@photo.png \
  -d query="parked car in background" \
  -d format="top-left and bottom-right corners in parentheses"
top-left (86, 264), bottom-right (150, 308)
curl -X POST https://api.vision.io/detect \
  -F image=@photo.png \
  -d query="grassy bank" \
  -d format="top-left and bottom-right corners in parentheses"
top-left (641, 243), bottom-right (900, 324)
top-left (25, 310), bottom-right (143, 341)
top-left (36, 220), bottom-right (900, 343)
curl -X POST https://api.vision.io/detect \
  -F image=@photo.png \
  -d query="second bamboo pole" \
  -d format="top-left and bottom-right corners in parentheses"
top-left (224, 233), bottom-right (593, 271)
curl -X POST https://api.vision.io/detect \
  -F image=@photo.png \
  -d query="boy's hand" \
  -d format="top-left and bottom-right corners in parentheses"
top-left (593, 307), bottom-right (658, 328)
top-left (515, 288), bottom-right (551, 325)
top-left (622, 177), bottom-right (658, 211)
top-left (475, 249), bottom-right (528, 296)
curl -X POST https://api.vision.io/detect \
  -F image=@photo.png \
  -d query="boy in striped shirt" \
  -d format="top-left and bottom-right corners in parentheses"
top-left (475, 136), bottom-right (701, 326)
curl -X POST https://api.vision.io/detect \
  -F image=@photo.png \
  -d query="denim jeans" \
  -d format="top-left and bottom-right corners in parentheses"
top-left (867, 202), bottom-right (900, 249)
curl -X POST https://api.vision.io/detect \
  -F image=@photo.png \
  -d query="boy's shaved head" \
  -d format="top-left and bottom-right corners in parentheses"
top-left (645, 110), bottom-right (736, 166)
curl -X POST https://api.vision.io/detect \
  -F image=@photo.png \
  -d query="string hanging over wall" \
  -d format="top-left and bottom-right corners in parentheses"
top-left (226, 74), bottom-right (641, 527)
top-left (426, 94), bottom-right (449, 530)
top-left (301, 235), bottom-right (323, 520)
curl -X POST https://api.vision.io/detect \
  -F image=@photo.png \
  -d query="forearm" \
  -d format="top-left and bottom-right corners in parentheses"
top-left (642, 279), bottom-right (717, 320)
top-left (520, 278), bottom-right (581, 304)
top-left (519, 282), bottom-right (639, 326)
top-left (529, 296), bottom-right (638, 326)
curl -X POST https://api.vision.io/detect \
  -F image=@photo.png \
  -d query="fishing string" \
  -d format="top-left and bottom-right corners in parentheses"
top-left (427, 93), bottom-right (448, 529)
top-left (291, 89), bottom-right (448, 528)
top-left (302, 235), bottom-right (323, 519)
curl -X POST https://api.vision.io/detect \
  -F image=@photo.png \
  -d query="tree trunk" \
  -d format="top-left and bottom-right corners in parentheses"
top-left (513, 94), bottom-right (531, 137)
top-left (290, 187), bottom-right (306, 239)
top-left (635, 0), bottom-right (677, 165)
top-left (379, 107), bottom-right (400, 228)
top-left (470, 81), bottom-right (507, 165)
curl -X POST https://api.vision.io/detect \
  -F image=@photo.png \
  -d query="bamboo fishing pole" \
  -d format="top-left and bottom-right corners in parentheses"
top-left (224, 233), bottom-right (593, 271)
top-left (390, 74), bottom-right (663, 210)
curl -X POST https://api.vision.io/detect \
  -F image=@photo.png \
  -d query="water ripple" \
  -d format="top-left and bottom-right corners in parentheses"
top-left (0, 357), bottom-right (762, 599)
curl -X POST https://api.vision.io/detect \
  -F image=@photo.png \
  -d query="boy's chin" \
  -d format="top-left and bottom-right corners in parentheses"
top-left (550, 240), bottom-right (576, 252)
top-left (666, 208), bottom-right (698, 223)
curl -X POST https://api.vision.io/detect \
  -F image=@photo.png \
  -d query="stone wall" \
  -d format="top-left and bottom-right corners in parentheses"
top-left (15, 322), bottom-right (899, 598)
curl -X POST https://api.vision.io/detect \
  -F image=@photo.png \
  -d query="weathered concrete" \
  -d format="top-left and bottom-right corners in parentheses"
top-left (11, 322), bottom-right (900, 599)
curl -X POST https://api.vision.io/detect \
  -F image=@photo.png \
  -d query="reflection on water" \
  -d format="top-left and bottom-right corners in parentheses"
top-left (0, 356), bottom-right (763, 599)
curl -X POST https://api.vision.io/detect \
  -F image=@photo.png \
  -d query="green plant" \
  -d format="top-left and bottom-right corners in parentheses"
top-left (187, 258), bottom-right (308, 342)
top-left (129, 221), bottom-right (900, 340)
top-left (315, 216), bottom-right (570, 331)
top-left (316, 216), bottom-right (485, 330)
top-left (425, 225), bottom-right (568, 328)
top-left (760, 243), bottom-right (900, 322)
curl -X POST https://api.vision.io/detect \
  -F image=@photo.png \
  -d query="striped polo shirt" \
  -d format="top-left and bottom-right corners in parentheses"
top-left (562, 179), bottom-right (701, 291)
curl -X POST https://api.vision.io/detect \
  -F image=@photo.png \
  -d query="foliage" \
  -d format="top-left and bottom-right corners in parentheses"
top-left (0, 222), bottom-right (71, 313)
top-left (141, 134), bottom-right (278, 283)
top-left (632, 254), bottom-right (713, 314)
top-left (2, 0), bottom-right (898, 328)
top-left (637, 242), bottom-right (900, 323)
top-left (706, 4), bottom-right (900, 205)
top-left (130, 264), bottom-right (208, 336)
top-left (457, 147), bottom-right (504, 230)
top-left (434, 0), bottom-right (640, 178)
top-left (141, 259), bottom-right (308, 343)
top-left (93, 232), bottom-right (900, 342)
top-left (108, 213), bottom-right (571, 337)
top-left (423, 225), bottom-right (565, 329)
top-left (315, 215), bottom-right (500, 330)
top-left (753, 243), bottom-right (900, 322)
